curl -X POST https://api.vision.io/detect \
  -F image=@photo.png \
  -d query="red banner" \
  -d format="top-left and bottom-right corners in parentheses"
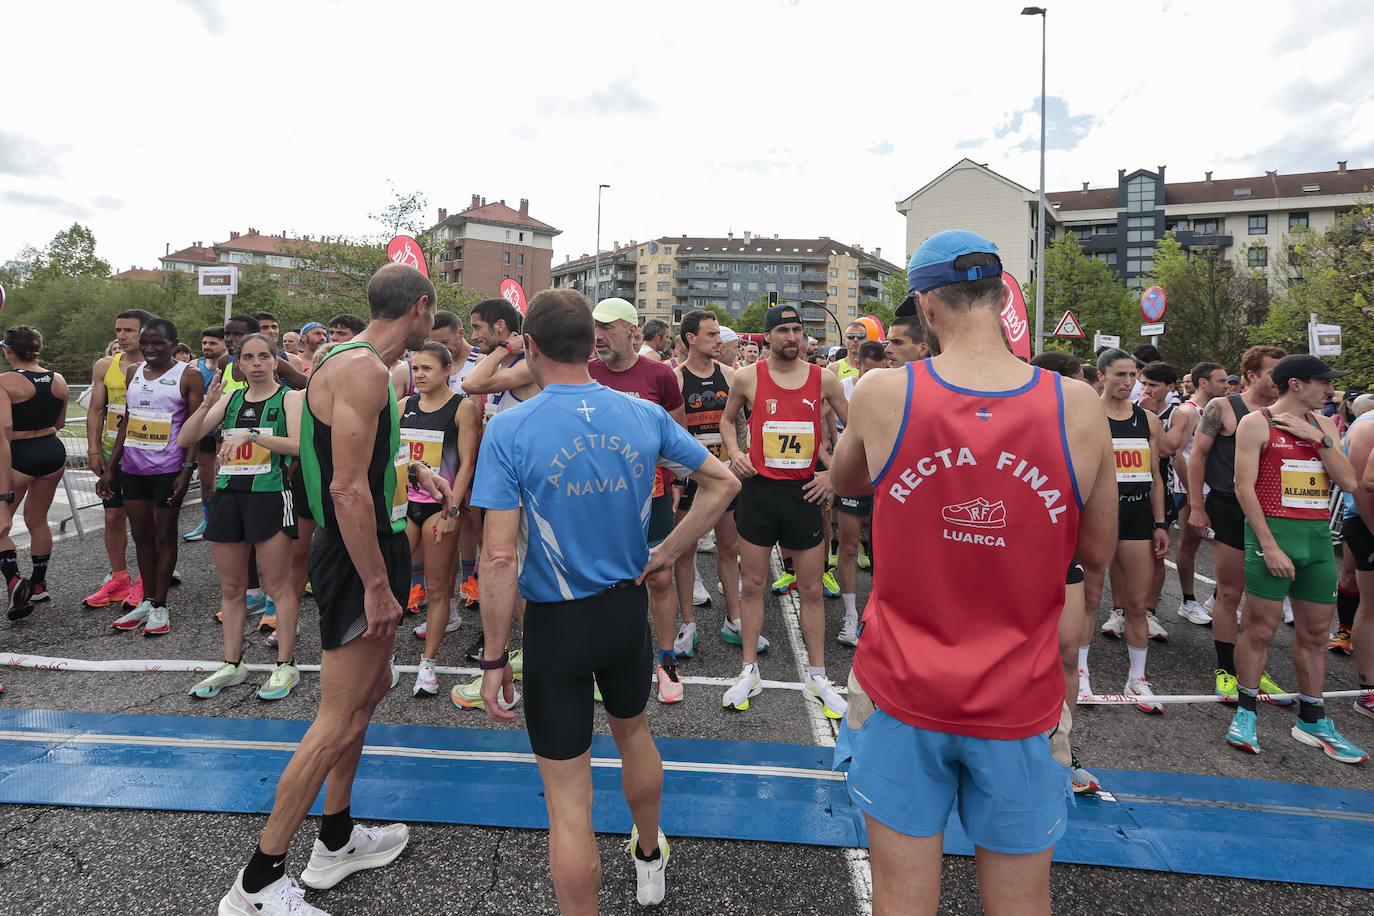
top-left (386, 236), bottom-right (428, 276)
top-left (499, 279), bottom-right (527, 314)
top-left (999, 272), bottom-right (1031, 360)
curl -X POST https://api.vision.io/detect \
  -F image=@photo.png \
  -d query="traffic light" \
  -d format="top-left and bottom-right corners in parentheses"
top-left (769, 291), bottom-right (778, 307)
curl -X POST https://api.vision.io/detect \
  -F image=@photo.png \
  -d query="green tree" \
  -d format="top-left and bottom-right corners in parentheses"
top-left (1024, 232), bottom-right (1136, 360)
top-left (32, 223), bottom-right (110, 283)
top-left (734, 295), bottom-right (770, 333)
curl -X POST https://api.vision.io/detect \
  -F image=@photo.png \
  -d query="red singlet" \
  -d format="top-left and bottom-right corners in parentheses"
top-left (1254, 409), bottom-right (1329, 520)
top-left (854, 361), bottom-right (1082, 739)
top-left (747, 360), bottom-right (823, 480)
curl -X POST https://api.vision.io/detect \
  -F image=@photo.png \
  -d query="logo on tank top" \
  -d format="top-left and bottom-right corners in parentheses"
top-left (242, 408), bottom-right (257, 418)
top-left (765, 399), bottom-right (778, 415)
top-left (159, 377), bottom-right (177, 385)
top-left (975, 407), bottom-right (993, 421)
top-left (941, 497), bottom-right (1006, 528)
top-left (802, 397), bottom-right (817, 411)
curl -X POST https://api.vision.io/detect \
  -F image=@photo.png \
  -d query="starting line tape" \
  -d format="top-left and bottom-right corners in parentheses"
top-left (1080, 689), bottom-right (1374, 705)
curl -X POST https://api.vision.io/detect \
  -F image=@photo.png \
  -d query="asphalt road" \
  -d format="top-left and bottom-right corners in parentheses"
top-left (2, 505), bottom-right (1372, 915)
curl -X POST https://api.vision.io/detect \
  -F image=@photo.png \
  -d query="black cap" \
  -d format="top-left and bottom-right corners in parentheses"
top-left (1271, 354), bottom-right (1349, 391)
top-left (895, 294), bottom-right (918, 318)
top-left (764, 304), bottom-right (803, 331)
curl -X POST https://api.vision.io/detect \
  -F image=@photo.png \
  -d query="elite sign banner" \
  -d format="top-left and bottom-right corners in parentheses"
top-left (999, 272), bottom-right (1031, 360)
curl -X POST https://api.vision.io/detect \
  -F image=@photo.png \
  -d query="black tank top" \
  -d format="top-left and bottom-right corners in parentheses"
top-left (400, 392), bottom-right (462, 487)
top-left (681, 362), bottom-right (730, 460)
top-left (1204, 394), bottom-right (1249, 495)
top-left (8, 369), bottom-right (62, 431)
top-left (1108, 403), bottom-right (1152, 502)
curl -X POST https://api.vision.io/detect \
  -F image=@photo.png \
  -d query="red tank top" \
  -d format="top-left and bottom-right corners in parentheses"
top-left (854, 361), bottom-right (1081, 740)
top-left (748, 360), bottom-right (823, 480)
top-left (1254, 409), bottom-right (1329, 521)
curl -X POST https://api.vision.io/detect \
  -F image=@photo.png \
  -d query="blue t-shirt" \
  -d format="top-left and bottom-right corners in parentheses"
top-left (196, 357), bottom-right (217, 393)
top-left (472, 382), bottom-right (709, 603)
top-left (1342, 413), bottom-right (1374, 518)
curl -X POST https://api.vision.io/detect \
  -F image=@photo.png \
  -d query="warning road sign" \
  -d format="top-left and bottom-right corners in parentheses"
top-left (1053, 310), bottom-right (1084, 339)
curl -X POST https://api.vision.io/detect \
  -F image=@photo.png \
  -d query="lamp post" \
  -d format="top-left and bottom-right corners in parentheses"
top-left (594, 183), bottom-right (610, 302)
top-left (1022, 5), bottom-right (1047, 355)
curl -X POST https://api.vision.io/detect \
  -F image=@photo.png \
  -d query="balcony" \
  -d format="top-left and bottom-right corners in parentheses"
top-left (671, 287), bottom-right (691, 298)
top-left (1174, 230), bottom-right (1234, 249)
top-left (614, 271), bottom-right (636, 282)
top-left (799, 271), bottom-right (828, 283)
top-left (672, 270), bottom-right (690, 280)
top-left (858, 277), bottom-right (880, 291)
top-left (858, 295), bottom-right (880, 306)
top-left (799, 288), bottom-right (829, 302)
top-left (801, 308), bottom-right (828, 321)
top-left (1076, 232), bottom-right (1119, 252)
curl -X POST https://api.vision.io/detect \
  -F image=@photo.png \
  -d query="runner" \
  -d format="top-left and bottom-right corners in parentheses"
top-left (472, 288), bottom-right (738, 912)
top-left (832, 340), bottom-right (886, 648)
top-left (426, 311), bottom-right (481, 609)
top-left (83, 308), bottom-right (151, 611)
top-left (739, 340), bottom-right (760, 367)
top-left (327, 313), bottom-right (364, 343)
top-left (254, 311), bottom-right (304, 372)
top-left (640, 318), bottom-right (669, 361)
top-left (831, 230), bottom-right (1116, 914)
top-left (1170, 362), bottom-right (1228, 624)
top-left (0, 326), bottom-right (68, 618)
top-left (1083, 349), bottom-right (1170, 713)
top-left (298, 322), bottom-right (329, 370)
top-left (178, 333), bottom-right (302, 701)
top-left (1228, 354), bottom-right (1365, 763)
top-left (885, 312), bottom-right (931, 364)
top-left (97, 318), bottom-right (203, 636)
top-left (1136, 360), bottom-right (1181, 639)
top-left (1188, 346), bottom-right (1288, 701)
top-left (830, 321), bottom-right (869, 381)
top-left (718, 326), bottom-right (740, 368)
top-left (185, 326), bottom-right (227, 543)
top-left (719, 302), bottom-right (850, 719)
top-left (1338, 394), bottom-right (1374, 715)
top-left (218, 263), bottom-right (451, 916)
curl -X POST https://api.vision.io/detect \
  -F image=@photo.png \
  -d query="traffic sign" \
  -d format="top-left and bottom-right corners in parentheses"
top-left (1053, 310), bottom-right (1084, 338)
top-left (1141, 286), bottom-right (1167, 322)
top-left (499, 279), bottom-right (527, 314)
top-left (1140, 322), bottom-right (1165, 336)
top-left (386, 235), bottom-right (428, 276)
top-left (1094, 332), bottom-right (1121, 350)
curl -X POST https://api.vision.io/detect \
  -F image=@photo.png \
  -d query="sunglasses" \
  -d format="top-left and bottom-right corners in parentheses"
top-left (844, 334), bottom-right (865, 340)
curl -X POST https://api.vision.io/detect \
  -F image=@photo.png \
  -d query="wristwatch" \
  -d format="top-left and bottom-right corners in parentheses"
top-left (248, 428), bottom-right (261, 443)
top-left (446, 505), bottom-right (461, 518)
top-left (408, 460), bottom-right (431, 486)
top-left (478, 650), bottom-right (509, 671)
top-left (496, 340), bottom-right (510, 350)
top-left (0, 492), bottom-right (13, 504)
top-left (1153, 521), bottom-right (1168, 530)
top-left (1319, 435), bottom-right (1335, 449)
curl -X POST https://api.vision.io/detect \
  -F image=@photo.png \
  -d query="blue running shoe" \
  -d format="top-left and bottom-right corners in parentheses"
top-left (245, 592), bottom-right (269, 617)
top-left (183, 520), bottom-right (208, 542)
top-left (822, 570), bottom-right (840, 598)
top-left (1292, 718), bottom-right (1369, 764)
top-left (1226, 708), bottom-right (1261, 754)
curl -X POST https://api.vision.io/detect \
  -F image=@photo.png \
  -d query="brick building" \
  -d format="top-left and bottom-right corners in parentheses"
top-left (427, 196), bottom-right (561, 297)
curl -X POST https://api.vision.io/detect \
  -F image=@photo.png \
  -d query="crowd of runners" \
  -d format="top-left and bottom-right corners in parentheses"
top-left (0, 230), bottom-right (1370, 914)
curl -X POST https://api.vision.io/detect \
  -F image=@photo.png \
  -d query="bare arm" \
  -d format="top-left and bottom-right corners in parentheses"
top-left (461, 346), bottom-right (534, 396)
top-left (830, 377), bottom-right (873, 497)
top-left (1065, 381), bottom-right (1116, 576)
top-left (52, 373), bottom-right (68, 432)
top-left (1187, 399), bottom-right (1224, 527)
top-left (641, 454), bottom-right (739, 580)
top-left (1147, 409), bottom-right (1170, 558)
top-left (479, 507), bottom-right (522, 721)
top-left (450, 398), bottom-right (480, 505)
top-left (177, 371), bottom-right (229, 447)
top-left (0, 389), bottom-right (12, 494)
top-left (720, 365), bottom-right (755, 479)
top-left (1270, 411), bottom-right (1357, 493)
top-left (87, 356), bottom-right (111, 474)
top-left (276, 358), bottom-right (308, 390)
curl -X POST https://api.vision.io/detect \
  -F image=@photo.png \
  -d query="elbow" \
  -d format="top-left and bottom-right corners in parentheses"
top-left (480, 547), bottom-right (518, 574)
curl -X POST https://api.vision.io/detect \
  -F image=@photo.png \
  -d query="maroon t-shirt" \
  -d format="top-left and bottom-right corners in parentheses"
top-left (589, 356), bottom-right (684, 494)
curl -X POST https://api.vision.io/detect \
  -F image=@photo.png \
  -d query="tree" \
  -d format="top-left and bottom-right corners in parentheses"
top-left (700, 303), bottom-right (732, 327)
top-left (1144, 234), bottom-right (1270, 371)
top-left (734, 295), bottom-right (770, 333)
top-left (31, 223), bottom-right (110, 283)
top-left (1024, 232), bottom-right (1137, 360)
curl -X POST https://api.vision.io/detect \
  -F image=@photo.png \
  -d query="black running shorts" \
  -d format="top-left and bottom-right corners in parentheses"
top-left (647, 492), bottom-right (674, 547)
top-left (310, 526), bottom-right (410, 651)
top-left (100, 462), bottom-right (124, 510)
top-left (1066, 563), bottom-right (1085, 585)
top-left (1205, 490), bottom-right (1245, 551)
top-left (523, 582), bottom-right (652, 760)
top-left (290, 463), bottom-right (313, 520)
top-left (837, 493), bottom-right (873, 517)
top-left (198, 433), bottom-right (218, 455)
top-left (11, 435), bottom-right (66, 478)
top-left (205, 489), bottom-right (297, 544)
top-left (736, 475), bottom-right (824, 551)
top-left (1343, 513), bottom-right (1374, 572)
top-left (407, 500), bottom-right (442, 526)
top-left (122, 471), bottom-right (183, 507)
top-left (1117, 493), bottom-right (1154, 541)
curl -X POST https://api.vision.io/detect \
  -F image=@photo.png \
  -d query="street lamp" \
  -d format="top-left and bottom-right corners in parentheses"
top-left (1022, 6), bottom-right (1047, 355)
top-left (594, 183), bottom-right (610, 302)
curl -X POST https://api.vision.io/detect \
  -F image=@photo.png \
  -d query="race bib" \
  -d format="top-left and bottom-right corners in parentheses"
top-left (400, 427), bottom-right (444, 469)
top-left (392, 444), bottom-right (410, 522)
top-left (762, 420), bottom-right (815, 470)
top-left (104, 402), bottom-right (125, 436)
top-left (1112, 437), bottom-right (1151, 484)
top-left (221, 429), bottom-right (272, 476)
top-left (694, 430), bottom-right (724, 459)
top-left (126, 408), bottom-right (173, 451)
top-left (1281, 459), bottom-right (1329, 510)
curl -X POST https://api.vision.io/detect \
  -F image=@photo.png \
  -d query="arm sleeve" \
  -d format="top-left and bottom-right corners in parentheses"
top-left (470, 419), bottom-right (521, 510)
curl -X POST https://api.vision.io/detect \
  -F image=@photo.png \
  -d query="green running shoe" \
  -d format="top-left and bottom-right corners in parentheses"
top-left (770, 572), bottom-right (797, 594)
top-left (1259, 671), bottom-right (1293, 706)
top-left (857, 543), bottom-right (871, 570)
top-left (451, 676), bottom-right (520, 710)
top-left (822, 570), bottom-right (840, 598)
top-left (257, 662), bottom-right (299, 701)
top-left (189, 661), bottom-right (247, 699)
top-left (1215, 669), bottom-right (1238, 702)
top-left (827, 545), bottom-right (837, 568)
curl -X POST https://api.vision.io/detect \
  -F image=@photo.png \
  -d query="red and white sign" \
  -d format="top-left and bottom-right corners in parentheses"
top-left (386, 235), bottom-right (428, 276)
top-left (197, 265), bottom-right (238, 295)
top-left (1141, 285), bottom-right (1167, 322)
top-left (999, 272), bottom-right (1032, 360)
top-left (1053, 310), bottom-right (1085, 339)
top-left (0, 281), bottom-right (6, 313)
top-left (499, 278), bottom-right (527, 314)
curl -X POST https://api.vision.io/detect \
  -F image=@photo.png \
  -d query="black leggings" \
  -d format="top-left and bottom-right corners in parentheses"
top-left (11, 435), bottom-right (65, 477)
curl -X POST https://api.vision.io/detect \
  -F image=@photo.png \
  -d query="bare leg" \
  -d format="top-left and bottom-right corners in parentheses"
top-left (606, 711), bottom-right (663, 854)
top-left (836, 511), bottom-right (861, 596)
top-left (1290, 599), bottom-right (1335, 699)
top-left (671, 510), bottom-right (696, 628)
top-left (1235, 593), bottom-right (1283, 692)
top-left (290, 516), bottom-right (316, 601)
top-left (975, 846), bottom-right (1054, 916)
top-left (1060, 580), bottom-right (1085, 711)
top-left (1212, 542), bottom-right (1245, 644)
top-left (790, 542), bottom-right (828, 668)
top-left (714, 512), bottom-right (742, 625)
top-left (421, 525), bottom-right (459, 661)
top-left (211, 540), bottom-right (250, 662)
top-left (737, 539), bottom-right (770, 666)
top-left (865, 815), bottom-right (941, 916)
top-left (1354, 569), bottom-right (1374, 686)
top-left (19, 470), bottom-right (62, 557)
top-left (149, 504), bottom-right (181, 603)
top-left (256, 533), bottom-right (300, 662)
top-left (1115, 540), bottom-right (1154, 650)
top-left (535, 752), bottom-right (600, 916)
top-left (104, 506), bottom-right (130, 575)
top-left (646, 566), bottom-right (676, 655)
top-left (1176, 504), bottom-right (1202, 597)
top-left (124, 499), bottom-right (158, 597)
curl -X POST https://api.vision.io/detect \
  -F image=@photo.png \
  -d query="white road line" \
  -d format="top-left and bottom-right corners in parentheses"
top-left (1163, 558), bottom-right (1215, 586)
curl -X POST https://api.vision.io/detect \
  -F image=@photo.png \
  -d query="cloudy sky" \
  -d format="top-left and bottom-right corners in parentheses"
top-left (4, 0), bottom-right (1373, 275)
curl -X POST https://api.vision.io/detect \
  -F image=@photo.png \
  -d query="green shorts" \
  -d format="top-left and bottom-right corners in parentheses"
top-left (1244, 517), bottom-right (1337, 605)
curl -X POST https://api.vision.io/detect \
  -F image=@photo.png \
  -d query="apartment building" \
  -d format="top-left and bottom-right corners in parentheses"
top-left (428, 196), bottom-right (561, 297)
top-left (159, 230), bottom-right (319, 289)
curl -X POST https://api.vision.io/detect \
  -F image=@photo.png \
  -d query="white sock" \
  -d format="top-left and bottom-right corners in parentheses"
top-left (693, 564), bottom-right (704, 591)
top-left (725, 617), bottom-right (741, 632)
top-left (842, 593), bottom-right (857, 616)
top-left (808, 665), bottom-right (826, 681)
top-left (1077, 646), bottom-right (1089, 674)
top-left (246, 587), bottom-right (264, 600)
top-left (418, 655), bottom-right (435, 669)
top-left (1128, 644), bottom-right (1148, 682)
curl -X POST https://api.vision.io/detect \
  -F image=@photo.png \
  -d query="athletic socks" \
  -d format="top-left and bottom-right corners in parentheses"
top-left (246, 587), bottom-right (264, 602)
top-left (1298, 694), bottom-right (1325, 724)
top-left (1237, 684), bottom-right (1258, 712)
top-left (410, 563), bottom-right (424, 589)
top-left (30, 554), bottom-right (48, 587)
top-left (461, 559), bottom-right (476, 580)
top-left (319, 805), bottom-right (354, 852)
top-left (0, 550), bottom-right (18, 582)
top-left (202, 499), bottom-right (212, 522)
top-left (1183, 592), bottom-right (1196, 604)
top-left (1077, 646), bottom-right (1091, 696)
top-left (242, 843), bottom-right (287, 894)
top-left (782, 556), bottom-right (795, 576)
top-left (841, 593), bottom-right (857, 616)
top-left (1215, 640), bottom-right (1236, 676)
top-left (1338, 586), bottom-right (1359, 630)
top-left (808, 665), bottom-right (826, 682)
top-left (1127, 644), bottom-right (1148, 682)
top-left (634, 839), bottom-right (662, 862)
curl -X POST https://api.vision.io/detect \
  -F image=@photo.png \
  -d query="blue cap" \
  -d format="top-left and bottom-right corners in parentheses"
top-left (301, 321), bottom-right (327, 334)
top-left (907, 230), bottom-right (1002, 294)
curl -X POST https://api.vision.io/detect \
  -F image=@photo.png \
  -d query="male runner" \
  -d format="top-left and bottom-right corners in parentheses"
top-left (474, 288), bottom-right (738, 912)
top-left (428, 310), bottom-right (479, 395)
top-left (739, 340), bottom-right (760, 366)
top-left (718, 326), bottom-right (740, 368)
top-left (185, 326), bottom-right (227, 542)
top-left (832, 230), bottom-right (1115, 915)
top-left (425, 311), bottom-right (482, 609)
top-left (219, 263), bottom-right (451, 916)
top-left (885, 311), bottom-right (932, 364)
top-left (327, 314), bottom-right (364, 342)
top-left (1338, 393), bottom-right (1374, 717)
top-left (830, 321), bottom-right (868, 382)
top-left (83, 308), bottom-right (151, 610)
top-left (833, 340), bottom-right (887, 645)
top-left (299, 322), bottom-right (329, 369)
top-left (1136, 360), bottom-right (1181, 638)
top-left (720, 303), bottom-right (850, 718)
top-left (639, 318), bottom-right (669, 361)
top-left (256, 311), bottom-right (305, 372)
top-left (1170, 361), bottom-right (1228, 624)
top-left (1227, 354), bottom-right (1365, 762)
top-left (1189, 346), bottom-right (1287, 699)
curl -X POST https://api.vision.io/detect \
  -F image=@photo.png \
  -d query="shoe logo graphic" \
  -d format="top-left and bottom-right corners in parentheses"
top-left (941, 497), bottom-right (1006, 529)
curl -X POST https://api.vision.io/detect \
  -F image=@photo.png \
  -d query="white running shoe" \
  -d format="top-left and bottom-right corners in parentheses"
top-left (722, 663), bottom-right (762, 711)
top-left (1077, 669), bottom-right (1094, 703)
top-left (413, 658), bottom-right (438, 697)
top-left (697, 530), bottom-right (716, 553)
top-left (219, 870), bottom-right (328, 915)
top-left (1147, 612), bottom-right (1168, 642)
top-left (389, 655), bottom-right (400, 689)
top-left (300, 823), bottom-right (409, 890)
top-left (1100, 609), bottom-right (1125, 639)
top-left (1203, 594), bottom-right (1216, 613)
top-left (1283, 597), bottom-right (1294, 626)
top-left (692, 569), bottom-right (710, 606)
top-left (672, 621), bottom-right (697, 658)
top-left (837, 616), bottom-right (859, 647)
top-left (1177, 599), bottom-right (1212, 625)
top-left (1125, 676), bottom-right (1164, 714)
top-left (413, 605), bottom-right (461, 640)
top-left (628, 825), bottom-right (669, 907)
top-left (806, 672), bottom-right (847, 719)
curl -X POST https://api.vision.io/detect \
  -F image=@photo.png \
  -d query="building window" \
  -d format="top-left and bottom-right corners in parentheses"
top-left (518, 253), bottom-right (525, 266)
top-left (640, 264), bottom-right (648, 274)
top-left (749, 282), bottom-right (759, 292)
top-left (657, 299), bottom-right (669, 308)
top-left (505, 230), bottom-right (511, 241)
top-left (732, 282), bottom-right (741, 292)
top-left (848, 305), bottom-right (858, 316)
top-left (639, 299), bottom-right (646, 307)
top-left (454, 246), bottom-right (462, 260)
top-left (1248, 215), bottom-right (1268, 235)
top-left (658, 264), bottom-right (670, 274)
top-left (665, 247), bottom-right (673, 255)
top-left (828, 285), bottom-right (837, 296)
top-left (454, 270), bottom-right (461, 283)
top-left (657, 281), bottom-right (669, 291)
top-left (764, 265), bottom-right (776, 274)
top-left (1194, 218), bottom-right (1220, 234)
top-left (784, 264), bottom-right (800, 273)
top-left (441, 271), bottom-right (448, 282)
top-left (1289, 212), bottom-right (1309, 228)
top-left (1126, 175), bottom-right (1155, 212)
top-left (847, 287), bottom-right (857, 298)
top-left (1248, 246), bottom-right (1268, 267)
top-left (639, 282), bottom-right (647, 291)
top-left (504, 252), bottom-right (511, 265)
top-left (783, 284), bottom-right (799, 294)
top-left (519, 232), bottom-right (524, 242)
top-left (749, 264), bottom-right (760, 273)
top-left (829, 267), bottom-right (838, 278)
top-left (1127, 229), bottom-right (1155, 243)
top-left (1094, 252), bottom-right (1118, 266)
top-left (517, 275), bottom-right (523, 285)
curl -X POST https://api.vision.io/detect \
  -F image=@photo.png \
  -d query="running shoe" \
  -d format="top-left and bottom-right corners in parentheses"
top-left (171, 568), bottom-right (181, 586)
top-left (722, 663), bottom-right (762, 711)
top-left (697, 530), bottom-right (715, 553)
top-left (857, 543), bottom-right (871, 571)
top-left (827, 543), bottom-right (837, 568)
top-left (806, 672), bottom-right (847, 719)
top-left (463, 633), bottom-right (485, 662)
top-left (245, 593), bottom-right (269, 617)
top-left (459, 575), bottom-right (479, 608)
top-left (1203, 594), bottom-right (1216, 614)
top-left (1215, 669), bottom-right (1238, 701)
top-left (1077, 669), bottom-right (1094, 703)
top-left (1146, 612), bottom-right (1168, 642)
top-left (1260, 671), bottom-right (1293, 706)
top-left (259, 613), bottom-right (278, 633)
top-left (189, 661), bottom-right (247, 698)
top-left (1226, 707), bottom-right (1261, 754)
top-left (1291, 718), bottom-right (1369, 764)
top-left (673, 621), bottom-right (698, 658)
top-left (84, 574), bottom-right (133, 608)
top-left (692, 571), bottom-right (710, 607)
top-left (1069, 752), bottom-right (1100, 794)
top-left (219, 870), bottom-right (328, 916)
top-left (111, 599), bottom-right (151, 631)
top-left (1125, 676), bottom-right (1163, 714)
top-left (302, 578), bottom-right (312, 599)
top-left (450, 676), bottom-right (520, 710)
top-left (183, 519), bottom-right (207, 542)
top-left (143, 603), bottom-right (170, 636)
top-left (413, 605), bottom-right (461, 640)
top-left (1330, 627), bottom-right (1354, 655)
top-left (656, 656), bottom-right (684, 704)
top-left (1100, 608), bottom-right (1125, 639)
top-left (770, 572), bottom-right (797, 594)
top-left (1283, 596), bottom-right (1294, 626)
top-left (719, 617), bottom-right (770, 653)
top-left (510, 649), bottom-right (523, 677)
top-left (257, 662), bottom-right (299, 701)
top-left (627, 825), bottom-right (670, 907)
top-left (837, 615), bottom-right (859, 647)
top-left (30, 582), bottom-right (49, 603)
top-left (5, 575), bottom-right (33, 621)
top-left (1354, 693), bottom-right (1374, 721)
top-left (406, 583), bottom-right (427, 615)
top-left (300, 823), bottom-right (410, 891)
top-left (389, 655), bottom-right (399, 689)
top-left (412, 658), bottom-right (438, 697)
top-left (822, 570), bottom-right (840, 598)
top-left (1177, 599), bottom-right (1212, 626)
